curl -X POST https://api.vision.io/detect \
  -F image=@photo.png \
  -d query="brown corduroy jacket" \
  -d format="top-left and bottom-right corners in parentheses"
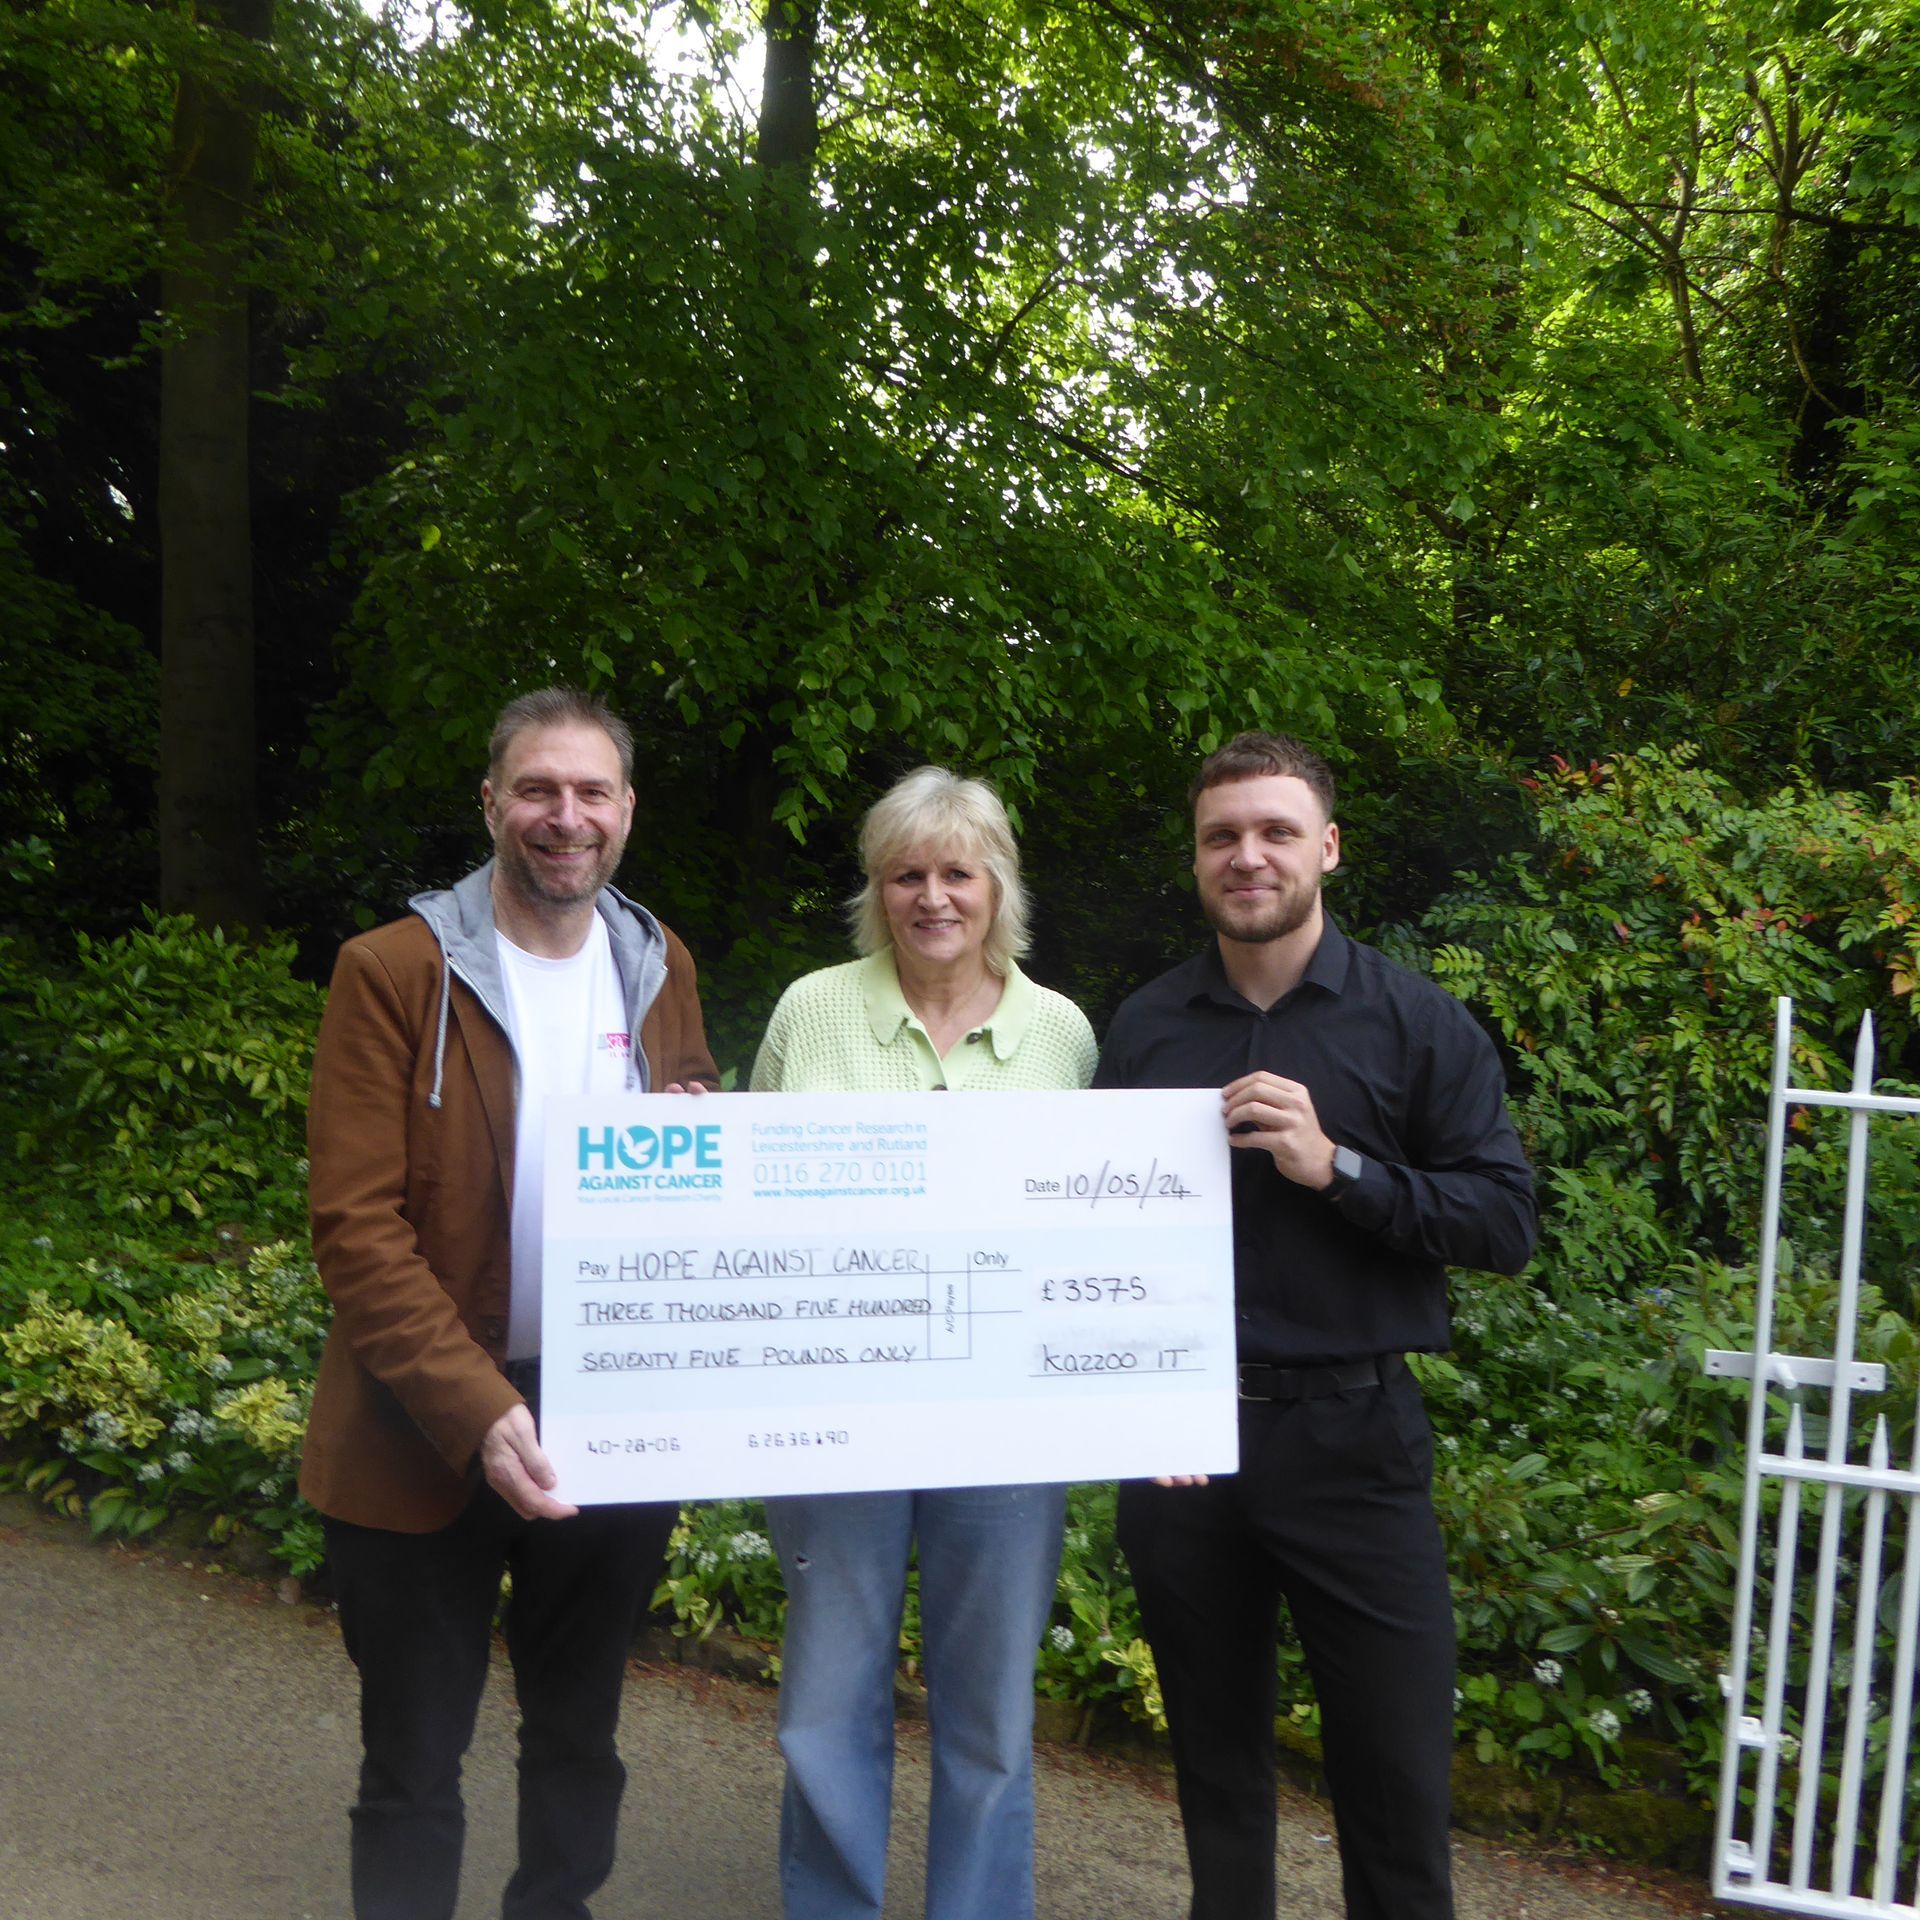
top-left (298, 864), bottom-right (720, 1532)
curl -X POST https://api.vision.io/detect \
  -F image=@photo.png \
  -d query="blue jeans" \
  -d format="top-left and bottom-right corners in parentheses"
top-left (767, 1483), bottom-right (1067, 1920)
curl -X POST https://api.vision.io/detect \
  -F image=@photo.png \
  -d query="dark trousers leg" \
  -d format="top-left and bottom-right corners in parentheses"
top-left (324, 1504), bottom-right (506, 1920)
top-left (1118, 1368), bottom-right (1456, 1920)
top-left (1118, 1477), bottom-right (1286, 1920)
top-left (324, 1494), bottom-right (676, 1920)
top-left (501, 1499), bottom-right (678, 1920)
top-left (1270, 1375), bottom-right (1455, 1920)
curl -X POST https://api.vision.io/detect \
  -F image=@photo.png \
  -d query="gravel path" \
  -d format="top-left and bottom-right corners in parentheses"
top-left (0, 1498), bottom-right (1753, 1920)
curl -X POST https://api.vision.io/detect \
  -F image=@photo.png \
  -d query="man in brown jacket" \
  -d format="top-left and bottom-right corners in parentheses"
top-left (301, 687), bottom-right (720, 1920)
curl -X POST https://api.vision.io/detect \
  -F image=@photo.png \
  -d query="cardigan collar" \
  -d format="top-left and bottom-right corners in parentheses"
top-left (859, 948), bottom-right (1034, 1064)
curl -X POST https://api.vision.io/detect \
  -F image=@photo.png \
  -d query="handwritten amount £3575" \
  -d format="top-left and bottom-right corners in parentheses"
top-left (1039, 1276), bottom-right (1148, 1305)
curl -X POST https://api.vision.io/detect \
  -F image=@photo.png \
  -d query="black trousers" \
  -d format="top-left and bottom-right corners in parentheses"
top-left (323, 1488), bottom-right (677, 1920)
top-left (1117, 1361), bottom-right (1456, 1920)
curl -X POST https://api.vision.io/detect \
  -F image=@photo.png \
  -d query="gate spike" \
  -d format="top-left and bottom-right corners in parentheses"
top-left (1851, 1011), bottom-right (1876, 1091)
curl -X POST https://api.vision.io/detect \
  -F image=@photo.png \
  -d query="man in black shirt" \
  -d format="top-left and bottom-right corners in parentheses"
top-left (1094, 732), bottom-right (1536, 1920)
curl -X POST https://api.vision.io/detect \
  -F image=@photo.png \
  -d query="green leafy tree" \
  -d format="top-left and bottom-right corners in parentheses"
top-left (310, 0), bottom-right (1451, 1054)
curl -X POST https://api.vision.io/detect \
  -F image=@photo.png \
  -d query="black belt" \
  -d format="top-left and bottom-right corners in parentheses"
top-left (1237, 1355), bottom-right (1392, 1402)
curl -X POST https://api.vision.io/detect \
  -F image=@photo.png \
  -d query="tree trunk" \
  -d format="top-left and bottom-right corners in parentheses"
top-left (720, 0), bottom-right (823, 885)
top-left (759, 0), bottom-right (818, 183)
top-left (158, 0), bottom-right (273, 927)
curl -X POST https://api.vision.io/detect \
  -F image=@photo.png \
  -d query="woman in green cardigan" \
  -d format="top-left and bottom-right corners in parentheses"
top-left (750, 765), bottom-right (1096, 1920)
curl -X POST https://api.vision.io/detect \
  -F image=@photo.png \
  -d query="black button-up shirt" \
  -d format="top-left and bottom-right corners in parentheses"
top-left (1093, 920), bottom-right (1537, 1365)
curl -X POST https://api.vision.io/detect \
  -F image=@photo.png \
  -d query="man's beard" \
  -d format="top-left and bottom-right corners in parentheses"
top-left (496, 836), bottom-right (623, 911)
top-left (1202, 878), bottom-right (1318, 946)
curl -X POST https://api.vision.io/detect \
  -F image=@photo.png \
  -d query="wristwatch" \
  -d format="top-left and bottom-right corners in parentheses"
top-left (1323, 1144), bottom-right (1364, 1198)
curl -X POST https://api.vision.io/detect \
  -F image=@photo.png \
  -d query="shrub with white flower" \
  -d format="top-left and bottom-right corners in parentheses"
top-left (1589, 1707), bottom-right (1622, 1741)
top-left (1625, 1688), bottom-right (1653, 1716)
top-left (1049, 1625), bottom-right (1075, 1654)
top-left (1533, 1658), bottom-right (1563, 1686)
top-left (651, 1499), bottom-right (792, 1649)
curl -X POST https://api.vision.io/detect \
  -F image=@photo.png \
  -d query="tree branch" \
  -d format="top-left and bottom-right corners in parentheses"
top-left (907, 267), bottom-right (1071, 478)
top-left (1554, 191), bottom-right (1913, 238)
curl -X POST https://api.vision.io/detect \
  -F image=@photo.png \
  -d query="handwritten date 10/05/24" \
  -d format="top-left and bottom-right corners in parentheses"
top-left (1040, 1276), bottom-right (1147, 1305)
top-left (1025, 1160), bottom-right (1194, 1206)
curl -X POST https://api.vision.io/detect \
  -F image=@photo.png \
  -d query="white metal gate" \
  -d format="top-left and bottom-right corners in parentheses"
top-left (1709, 997), bottom-right (1920, 1915)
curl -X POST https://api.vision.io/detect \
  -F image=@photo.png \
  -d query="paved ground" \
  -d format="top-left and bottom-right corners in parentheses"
top-left (0, 1502), bottom-right (1749, 1920)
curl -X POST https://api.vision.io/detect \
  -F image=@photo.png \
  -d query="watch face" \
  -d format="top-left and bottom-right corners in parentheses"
top-left (1332, 1146), bottom-right (1362, 1186)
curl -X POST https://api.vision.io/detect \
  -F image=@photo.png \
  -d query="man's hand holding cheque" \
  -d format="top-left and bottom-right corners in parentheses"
top-left (1222, 1069), bottom-right (1338, 1191)
top-left (479, 1403), bottom-right (579, 1522)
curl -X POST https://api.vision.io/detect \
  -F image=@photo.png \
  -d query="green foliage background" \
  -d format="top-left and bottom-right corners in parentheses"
top-left (4, 0), bottom-right (1920, 1851)
top-left (7, 764), bottom-right (1919, 1832)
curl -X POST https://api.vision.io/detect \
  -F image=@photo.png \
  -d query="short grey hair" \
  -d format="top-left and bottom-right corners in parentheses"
top-left (488, 687), bottom-right (634, 786)
top-left (848, 766), bottom-right (1031, 976)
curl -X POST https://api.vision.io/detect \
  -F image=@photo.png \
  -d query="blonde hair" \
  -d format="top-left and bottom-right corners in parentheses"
top-left (848, 767), bottom-right (1031, 975)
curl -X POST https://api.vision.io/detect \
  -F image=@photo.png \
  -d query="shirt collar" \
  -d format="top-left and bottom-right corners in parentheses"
top-left (861, 948), bottom-right (1035, 1062)
top-left (1187, 913), bottom-right (1352, 1008)
top-left (1302, 916), bottom-right (1352, 994)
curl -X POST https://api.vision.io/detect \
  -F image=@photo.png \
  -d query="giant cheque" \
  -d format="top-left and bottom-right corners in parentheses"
top-left (538, 1089), bottom-right (1237, 1502)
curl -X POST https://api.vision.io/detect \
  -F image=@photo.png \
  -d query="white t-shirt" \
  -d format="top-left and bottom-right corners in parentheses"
top-left (496, 916), bottom-right (632, 1359)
